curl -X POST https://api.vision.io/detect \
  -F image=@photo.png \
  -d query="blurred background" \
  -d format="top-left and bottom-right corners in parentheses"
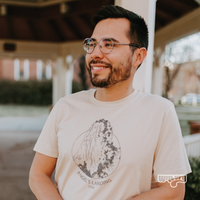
top-left (0, 0), bottom-right (200, 199)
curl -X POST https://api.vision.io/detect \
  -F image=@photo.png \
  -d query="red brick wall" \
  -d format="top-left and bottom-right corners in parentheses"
top-left (0, 59), bottom-right (39, 80)
top-left (0, 59), bottom-right (14, 80)
top-left (29, 60), bottom-right (37, 80)
top-left (0, 60), bottom-right (2, 79)
top-left (0, 59), bottom-right (52, 81)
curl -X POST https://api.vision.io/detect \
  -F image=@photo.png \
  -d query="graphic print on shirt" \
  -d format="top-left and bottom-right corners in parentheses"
top-left (72, 119), bottom-right (121, 179)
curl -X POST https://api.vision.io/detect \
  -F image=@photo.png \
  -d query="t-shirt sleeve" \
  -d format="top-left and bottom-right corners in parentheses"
top-left (33, 100), bottom-right (61, 158)
top-left (153, 105), bottom-right (191, 182)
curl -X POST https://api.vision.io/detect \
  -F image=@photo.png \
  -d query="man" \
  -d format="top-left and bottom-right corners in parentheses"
top-left (29, 5), bottom-right (191, 200)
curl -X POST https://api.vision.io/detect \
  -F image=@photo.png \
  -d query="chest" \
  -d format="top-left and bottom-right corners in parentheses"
top-left (56, 106), bottom-right (162, 176)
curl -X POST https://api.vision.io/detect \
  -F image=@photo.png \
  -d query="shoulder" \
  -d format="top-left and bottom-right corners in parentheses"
top-left (58, 89), bottom-right (94, 104)
top-left (135, 90), bottom-right (174, 109)
top-left (50, 90), bottom-right (94, 121)
top-left (53, 90), bottom-right (94, 113)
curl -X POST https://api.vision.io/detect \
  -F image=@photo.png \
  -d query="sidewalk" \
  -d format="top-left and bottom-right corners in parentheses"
top-left (0, 105), bottom-right (49, 131)
top-left (0, 105), bottom-right (50, 200)
top-left (0, 131), bottom-right (40, 200)
top-left (0, 116), bottom-right (48, 131)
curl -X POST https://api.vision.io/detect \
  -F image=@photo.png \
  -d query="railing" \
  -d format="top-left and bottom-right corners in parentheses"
top-left (183, 133), bottom-right (200, 157)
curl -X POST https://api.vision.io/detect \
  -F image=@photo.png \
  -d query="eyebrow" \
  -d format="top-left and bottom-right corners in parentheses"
top-left (90, 37), bottom-right (120, 42)
top-left (108, 38), bottom-right (119, 42)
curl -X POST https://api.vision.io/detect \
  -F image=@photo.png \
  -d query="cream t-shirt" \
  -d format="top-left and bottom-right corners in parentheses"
top-left (34, 89), bottom-right (191, 200)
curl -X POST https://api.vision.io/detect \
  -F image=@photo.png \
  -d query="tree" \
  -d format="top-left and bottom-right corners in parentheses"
top-left (163, 37), bottom-right (196, 99)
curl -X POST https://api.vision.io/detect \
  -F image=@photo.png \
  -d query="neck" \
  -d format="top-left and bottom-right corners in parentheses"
top-left (95, 82), bottom-right (135, 102)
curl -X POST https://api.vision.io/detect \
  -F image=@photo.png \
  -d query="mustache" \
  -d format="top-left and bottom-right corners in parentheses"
top-left (89, 59), bottom-right (111, 67)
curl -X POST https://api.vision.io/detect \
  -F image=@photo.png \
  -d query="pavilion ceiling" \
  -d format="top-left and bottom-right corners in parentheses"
top-left (0, 0), bottom-right (199, 42)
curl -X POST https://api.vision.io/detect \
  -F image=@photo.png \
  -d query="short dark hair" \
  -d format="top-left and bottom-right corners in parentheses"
top-left (93, 5), bottom-right (149, 51)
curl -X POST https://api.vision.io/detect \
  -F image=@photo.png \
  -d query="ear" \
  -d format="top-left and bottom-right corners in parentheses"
top-left (133, 48), bottom-right (147, 68)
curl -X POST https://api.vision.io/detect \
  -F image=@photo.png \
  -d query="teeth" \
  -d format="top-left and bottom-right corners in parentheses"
top-left (93, 67), bottom-right (105, 69)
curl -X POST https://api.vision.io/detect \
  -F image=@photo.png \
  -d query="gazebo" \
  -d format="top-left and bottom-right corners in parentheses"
top-left (0, 0), bottom-right (199, 104)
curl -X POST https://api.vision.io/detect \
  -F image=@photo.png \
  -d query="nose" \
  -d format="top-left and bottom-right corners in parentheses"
top-left (90, 43), bottom-right (104, 60)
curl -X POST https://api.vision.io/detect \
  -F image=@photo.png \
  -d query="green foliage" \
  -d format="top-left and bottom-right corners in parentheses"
top-left (185, 156), bottom-right (200, 200)
top-left (72, 80), bottom-right (84, 94)
top-left (78, 55), bottom-right (88, 90)
top-left (0, 80), bottom-right (52, 105)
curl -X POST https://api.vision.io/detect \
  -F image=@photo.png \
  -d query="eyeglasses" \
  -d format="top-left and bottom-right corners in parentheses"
top-left (82, 38), bottom-right (141, 54)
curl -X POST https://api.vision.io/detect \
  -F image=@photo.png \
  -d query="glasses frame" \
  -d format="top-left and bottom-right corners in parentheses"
top-left (82, 38), bottom-right (141, 54)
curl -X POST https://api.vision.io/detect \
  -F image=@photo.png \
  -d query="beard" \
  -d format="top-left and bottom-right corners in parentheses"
top-left (87, 58), bottom-right (133, 88)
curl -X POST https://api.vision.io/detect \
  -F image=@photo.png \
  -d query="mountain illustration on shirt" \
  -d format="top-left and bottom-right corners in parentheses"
top-left (72, 119), bottom-right (121, 179)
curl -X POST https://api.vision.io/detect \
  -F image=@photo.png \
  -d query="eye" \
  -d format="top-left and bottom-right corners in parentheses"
top-left (102, 39), bottom-right (113, 49)
top-left (83, 39), bottom-right (94, 47)
top-left (105, 42), bottom-right (113, 47)
top-left (84, 43), bottom-right (95, 52)
top-left (83, 38), bottom-right (96, 53)
top-left (88, 43), bottom-right (94, 47)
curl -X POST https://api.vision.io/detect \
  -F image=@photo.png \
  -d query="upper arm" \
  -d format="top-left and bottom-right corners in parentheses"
top-left (30, 152), bottom-right (57, 178)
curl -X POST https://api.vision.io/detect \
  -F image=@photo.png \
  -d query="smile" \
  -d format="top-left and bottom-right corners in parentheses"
top-left (93, 66), bottom-right (107, 70)
top-left (91, 65), bottom-right (109, 74)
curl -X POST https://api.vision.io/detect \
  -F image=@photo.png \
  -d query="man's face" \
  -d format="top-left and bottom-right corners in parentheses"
top-left (85, 18), bottom-right (136, 88)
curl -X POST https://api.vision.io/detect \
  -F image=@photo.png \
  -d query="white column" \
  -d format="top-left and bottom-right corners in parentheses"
top-left (46, 63), bottom-right (52, 80)
top-left (53, 73), bottom-right (58, 105)
top-left (14, 59), bottom-right (20, 80)
top-left (65, 55), bottom-right (74, 96)
top-left (115, 0), bottom-right (157, 93)
top-left (53, 57), bottom-right (67, 105)
top-left (52, 55), bottom-right (75, 105)
top-left (152, 47), bottom-right (164, 96)
top-left (36, 60), bottom-right (43, 80)
top-left (152, 63), bottom-right (164, 96)
top-left (23, 59), bottom-right (29, 80)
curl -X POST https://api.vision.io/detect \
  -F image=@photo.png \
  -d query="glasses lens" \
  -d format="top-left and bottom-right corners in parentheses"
top-left (100, 38), bottom-right (113, 54)
top-left (83, 38), bottom-right (94, 53)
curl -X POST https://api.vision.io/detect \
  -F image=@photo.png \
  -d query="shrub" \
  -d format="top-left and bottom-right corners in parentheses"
top-left (0, 80), bottom-right (52, 105)
top-left (72, 80), bottom-right (84, 94)
top-left (185, 156), bottom-right (200, 200)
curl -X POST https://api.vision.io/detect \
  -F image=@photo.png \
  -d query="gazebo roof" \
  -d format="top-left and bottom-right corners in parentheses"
top-left (0, 0), bottom-right (199, 42)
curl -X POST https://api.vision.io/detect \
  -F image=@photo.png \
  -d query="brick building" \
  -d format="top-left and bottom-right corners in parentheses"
top-left (0, 59), bottom-right (52, 81)
top-left (164, 60), bottom-right (200, 103)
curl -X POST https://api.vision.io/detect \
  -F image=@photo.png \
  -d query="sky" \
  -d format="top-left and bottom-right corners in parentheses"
top-left (163, 31), bottom-right (200, 65)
